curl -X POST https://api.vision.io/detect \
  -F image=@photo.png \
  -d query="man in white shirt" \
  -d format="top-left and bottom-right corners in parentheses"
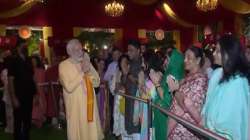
top-left (104, 48), bottom-right (121, 91)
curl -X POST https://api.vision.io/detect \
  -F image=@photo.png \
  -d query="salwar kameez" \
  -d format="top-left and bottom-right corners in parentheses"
top-left (110, 70), bottom-right (127, 137)
top-left (153, 49), bottom-right (184, 140)
top-left (202, 68), bottom-right (250, 140)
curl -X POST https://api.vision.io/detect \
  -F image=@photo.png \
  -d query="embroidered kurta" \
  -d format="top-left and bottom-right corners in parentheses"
top-left (138, 79), bottom-right (157, 140)
top-left (59, 57), bottom-right (104, 140)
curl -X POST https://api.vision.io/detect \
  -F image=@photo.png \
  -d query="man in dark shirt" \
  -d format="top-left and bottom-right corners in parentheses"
top-left (125, 40), bottom-right (142, 138)
top-left (8, 45), bottom-right (36, 140)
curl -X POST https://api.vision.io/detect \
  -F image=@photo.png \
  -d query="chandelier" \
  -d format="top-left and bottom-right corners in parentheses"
top-left (196, 0), bottom-right (218, 12)
top-left (105, 1), bottom-right (124, 17)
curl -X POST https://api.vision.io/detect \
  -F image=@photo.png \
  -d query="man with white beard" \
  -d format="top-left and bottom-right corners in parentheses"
top-left (59, 39), bottom-right (104, 140)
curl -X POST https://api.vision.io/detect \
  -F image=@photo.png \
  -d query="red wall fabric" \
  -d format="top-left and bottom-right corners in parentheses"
top-left (0, 0), bottom-right (237, 50)
top-left (180, 28), bottom-right (194, 52)
top-left (39, 41), bottom-right (45, 57)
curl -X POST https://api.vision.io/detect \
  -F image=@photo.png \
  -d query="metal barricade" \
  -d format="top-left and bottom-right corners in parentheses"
top-left (37, 82), bottom-right (227, 140)
top-left (116, 90), bottom-right (227, 140)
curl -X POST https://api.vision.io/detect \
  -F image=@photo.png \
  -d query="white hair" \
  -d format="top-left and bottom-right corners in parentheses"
top-left (66, 39), bottom-right (81, 56)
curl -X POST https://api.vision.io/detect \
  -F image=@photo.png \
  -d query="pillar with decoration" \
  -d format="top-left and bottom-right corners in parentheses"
top-left (43, 27), bottom-right (53, 64)
top-left (0, 25), bottom-right (6, 36)
top-left (173, 30), bottom-right (181, 51)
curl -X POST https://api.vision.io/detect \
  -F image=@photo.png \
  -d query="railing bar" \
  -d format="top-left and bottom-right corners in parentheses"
top-left (35, 82), bottom-right (227, 140)
top-left (117, 90), bottom-right (227, 140)
top-left (152, 104), bottom-right (226, 140)
top-left (116, 90), bottom-right (147, 103)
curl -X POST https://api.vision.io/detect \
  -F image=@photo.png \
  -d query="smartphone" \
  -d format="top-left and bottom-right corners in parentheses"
top-left (167, 75), bottom-right (178, 93)
top-left (168, 75), bottom-right (178, 84)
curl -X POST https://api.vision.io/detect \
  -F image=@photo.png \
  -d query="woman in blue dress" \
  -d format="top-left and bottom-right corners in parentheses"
top-left (202, 35), bottom-right (250, 140)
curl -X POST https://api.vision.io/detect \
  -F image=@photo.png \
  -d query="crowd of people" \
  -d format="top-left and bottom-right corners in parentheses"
top-left (59, 34), bottom-right (250, 140)
top-left (0, 34), bottom-right (250, 140)
top-left (0, 41), bottom-right (63, 140)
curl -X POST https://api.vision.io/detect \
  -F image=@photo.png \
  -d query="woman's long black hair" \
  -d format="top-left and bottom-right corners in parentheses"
top-left (118, 54), bottom-right (130, 72)
top-left (219, 34), bottom-right (250, 83)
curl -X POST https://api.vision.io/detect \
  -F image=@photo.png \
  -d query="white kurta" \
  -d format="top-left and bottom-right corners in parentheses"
top-left (59, 57), bottom-right (104, 140)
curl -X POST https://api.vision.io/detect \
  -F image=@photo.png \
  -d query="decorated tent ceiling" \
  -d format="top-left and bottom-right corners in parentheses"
top-left (0, 0), bottom-right (249, 30)
top-left (0, 0), bottom-right (23, 12)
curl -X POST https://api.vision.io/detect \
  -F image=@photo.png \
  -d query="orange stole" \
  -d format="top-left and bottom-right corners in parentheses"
top-left (84, 75), bottom-right (94, 122)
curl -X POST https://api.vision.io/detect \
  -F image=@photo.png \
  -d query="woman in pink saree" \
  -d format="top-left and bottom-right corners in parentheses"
top-left (167, 46), bottom-right (208, 140)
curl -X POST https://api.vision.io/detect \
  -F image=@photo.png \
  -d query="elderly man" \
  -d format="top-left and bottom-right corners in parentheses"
top-left (59, 39), bottom-right (103, 140)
